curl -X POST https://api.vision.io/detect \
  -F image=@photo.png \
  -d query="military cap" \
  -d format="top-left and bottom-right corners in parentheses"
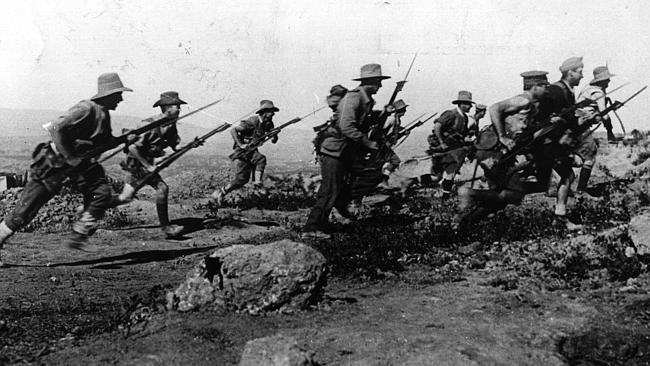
top-left (590, 66), bottom-right (615, 85)
top-left (91, 72), bottom-right (133, 100)
top-left (521, 70), bottom-right (549, 89)
top-left (153, 91), bottom-right (187, 107)
top-left (353, 63), bottom-right (391, 81)
top-left (329, 84), bottom-right (348, 97)
top-left (559, 57), bottom-right (584, 72)
top-left (392, 99), bottom-right (408, 111)
top-left (452, 90), bottom-right (474, 105)
top-left (256, 100), bottom-right (279, 114)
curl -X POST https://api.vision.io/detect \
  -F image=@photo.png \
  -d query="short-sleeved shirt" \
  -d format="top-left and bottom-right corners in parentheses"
top-left (123, 118), bottom-right (180, 168)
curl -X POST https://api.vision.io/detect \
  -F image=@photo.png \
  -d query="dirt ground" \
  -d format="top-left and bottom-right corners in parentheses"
top-left (2, 147), bottom-right (650, 365)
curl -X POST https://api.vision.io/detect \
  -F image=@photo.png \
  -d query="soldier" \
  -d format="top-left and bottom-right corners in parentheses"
top-left (574, 66), bottom-right (616, 193)
top-left (469, 103), bottom-right (487, 136)
top-left (428, 90), bottom-right (475, 197)
top-left (211, 100), bottom-right (279, 205)
top-left (117, 91), bottom-right (185, 238)
top-left (455, 71), bottom-right (551, 229)
top-left (0, 72), bottom-right (134, 265)
top-left (544, 57), bottom-right (583, 221)
top-left (376, 99), bottom-right (407, 189)
top-left (302, 64), bottom-right (388, 238)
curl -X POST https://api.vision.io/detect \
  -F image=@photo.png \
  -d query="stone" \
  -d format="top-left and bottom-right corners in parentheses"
top-left (628, 212), bottom-right (650, 255)
top-left (239, 334), bottom-right (315, 366)
top-left (167, 240), bottom-right (327, 313)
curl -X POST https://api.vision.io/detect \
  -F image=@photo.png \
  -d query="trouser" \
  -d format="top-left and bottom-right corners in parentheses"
top-left (228, 150), bottom-right (267, 190)
top-left (574, 133), bottom-right (598, 191)
top-left (454, 175), bottom-right (526, 230)
top-left (304, 151), bottom-right (353, 232)
top-left (528, 143), bottom-right (575, 193)
top-left (4, 163), bottom-right (113, 236)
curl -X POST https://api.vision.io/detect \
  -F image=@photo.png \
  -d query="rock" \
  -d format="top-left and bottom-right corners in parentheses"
top-left (167, 240), bottom-right (327, 313)
top-left (239, 334), bottom-right (315, 366)
top-left (628, 212), bottom-right (650, 255)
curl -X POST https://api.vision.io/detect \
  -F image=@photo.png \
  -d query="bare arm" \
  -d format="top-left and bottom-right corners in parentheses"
top-left (489, 96), bottom-right (529, 149)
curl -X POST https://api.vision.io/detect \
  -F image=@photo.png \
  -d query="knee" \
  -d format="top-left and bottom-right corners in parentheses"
top-left (91, 183), bottom-right (113, 209)
top-left (256, 156), bottom-right (267, 171)
top-left (157, 182), bottom-right (169, 198)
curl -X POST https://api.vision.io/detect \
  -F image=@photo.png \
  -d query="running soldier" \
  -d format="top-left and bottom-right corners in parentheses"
top-left (427, 90), bottom-right (475, 197)
top-left (0, 73), bottom-right (134, 265)
top-left (117, 91), bottom-right (185, 238)
top-left (544, 57), bottom-right (584, 221)
top-left (574, 66), bottom-right (616, 193)
top-left (455, 71), bottom-right (551, 229)
top-left (302, 64), bottom-right (388, 238)
top-left (211, 100), bottom-right (279, 205)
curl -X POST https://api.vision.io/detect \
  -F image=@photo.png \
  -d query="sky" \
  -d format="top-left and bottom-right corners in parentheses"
top-left (1, 0), bottom-right (649, 133)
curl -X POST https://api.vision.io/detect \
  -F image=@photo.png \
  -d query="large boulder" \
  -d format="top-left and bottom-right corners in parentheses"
top-left (167, 240), bottom-right (327, 314)
top-left (239, 334), bottom-right (315, 366)
top-left (629, 212), bottom-right (650, 255)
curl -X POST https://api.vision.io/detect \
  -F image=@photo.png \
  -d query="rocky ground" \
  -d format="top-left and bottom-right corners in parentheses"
top-left (1, 146), bottom-right (650, 365)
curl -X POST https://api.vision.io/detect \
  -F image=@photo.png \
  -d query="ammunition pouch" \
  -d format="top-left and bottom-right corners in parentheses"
top-left (29, 142), bottom-right (69, 192)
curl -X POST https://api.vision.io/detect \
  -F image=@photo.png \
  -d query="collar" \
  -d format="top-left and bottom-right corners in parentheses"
top-left (456, 106), bottom-right (467, 117)
top-left (561, 80), bottom-right (574, 93)
top-left (353, 86), bottom-right (373, 106)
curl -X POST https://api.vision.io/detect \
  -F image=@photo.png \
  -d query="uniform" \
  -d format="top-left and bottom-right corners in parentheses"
top-left (229, 115), bottom-right (273, 188)
top-left (119, 91), bottom-right (184, 237)
top-left (304, 86), bottom-right (376, 232)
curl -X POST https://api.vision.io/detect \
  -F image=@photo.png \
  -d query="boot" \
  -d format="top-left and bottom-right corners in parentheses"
top-left (157, 201), bottom-right (183, 238)
top-left (576, 167), bottom-right (592, 192)
top-left (606, 128), bottom-right (617, 144)
top-left (210, 187), bottom-right (227, 207)
top-left (117, 183), bottom-right (136, 205)
top-left (435, 179), bottom-right (453, 198)
top-left (253, 170), bottom-right (264, 187)
top-left (65, 231), bottom-right (99, 252)
top-left (0, 221), bottom-right (15, 267)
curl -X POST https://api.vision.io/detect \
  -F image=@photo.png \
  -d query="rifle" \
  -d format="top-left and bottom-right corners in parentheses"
top-left (229, 105), bottom-right (328, 160)
top-left (369, 53), bottom-right (417, 141)
top-left (581, 86), bottom-right (646, 138)
top-left (131, 122), bottom-right (231, 191)
top-left (394, 112), bottom-right (438, 147)
top-left (606, 97), bottom-right (626, 136)
top-left (77, 98), bottom-right (223, 164)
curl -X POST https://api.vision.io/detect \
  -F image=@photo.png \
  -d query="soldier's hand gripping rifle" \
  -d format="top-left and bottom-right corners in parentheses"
top-left (369, 53), bottom-right (418, 142)
top-left (490, 83), bottom-right (630, 175)
top-left (229, 106), bottom-right (328, 161)
top-left (579, 86), bottom-right (646, 138)
top-left (67, 98), bottom-right (223, 167)
top-left (394, 112), bottom-right (438, 147)
top-left (130, 122), bottom-right (231, 191)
